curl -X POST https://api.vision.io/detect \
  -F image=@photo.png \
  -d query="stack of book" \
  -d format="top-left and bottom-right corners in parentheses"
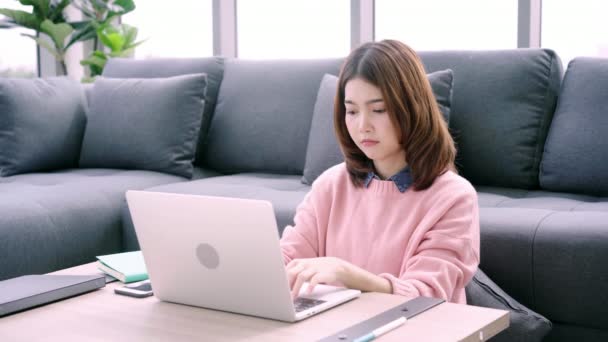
top-left (96, 251), bottom-right (148, 283)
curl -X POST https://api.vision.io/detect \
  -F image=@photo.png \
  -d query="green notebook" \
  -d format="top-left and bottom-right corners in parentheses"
top-left (96, 251), bottom-right (148, 283)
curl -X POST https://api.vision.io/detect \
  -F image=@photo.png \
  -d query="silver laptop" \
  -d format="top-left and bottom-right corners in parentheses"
top-left (125, 190), bottom-right (361, 322)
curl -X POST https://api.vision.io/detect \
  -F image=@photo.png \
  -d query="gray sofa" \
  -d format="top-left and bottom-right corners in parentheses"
top-left (1, 49), bottom-right (607, 341)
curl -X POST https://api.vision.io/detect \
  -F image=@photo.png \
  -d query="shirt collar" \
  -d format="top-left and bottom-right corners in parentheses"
top-left (364, 165), bottom-right (412, 193)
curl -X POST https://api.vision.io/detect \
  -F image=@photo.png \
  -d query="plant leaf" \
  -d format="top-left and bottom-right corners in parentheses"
top-left (98, 25), bottom-right (125, 52)
top-left (22, 32), bottom-right (61, 59)
top-left (71, 2), bottom-right (96, 19)
top-left (121, 23), bottom-right (137, 45)
top-left (80, 53), bottom-right (107, 69)
top-left (49, 0), bottom-right (71, 22)
top-left (80, 49), bottom-right (107, 77)
top-left (40, 19), bottom-right (73, 50)
top-left (0, 8), bottom-right (41, 30)
top-left (124, 38), bottom-right (145, 51)
top-left (0, 19), bottom-right (19, 28)
top-left (67, 20), bottom-right (91, 30)
top-left (66, 23), bottom-right (97, 48)
top-left (108, 0), bottom-right (135, 16)
top-left (19, 0), bottom-right (50, 20)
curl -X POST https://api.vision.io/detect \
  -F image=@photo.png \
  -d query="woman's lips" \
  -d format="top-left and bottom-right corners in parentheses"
top-left (361, 140), bottom-right (379, 147)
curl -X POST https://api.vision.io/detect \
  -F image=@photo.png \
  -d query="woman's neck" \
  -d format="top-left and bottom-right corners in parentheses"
top-left (373, 157), bottom-right (407, 180)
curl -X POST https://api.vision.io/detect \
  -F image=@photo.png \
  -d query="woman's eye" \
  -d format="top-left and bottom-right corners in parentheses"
top-left (346, 110), bottom-right (357, 115)
top-left (373, 109), bottom-right (386, 114)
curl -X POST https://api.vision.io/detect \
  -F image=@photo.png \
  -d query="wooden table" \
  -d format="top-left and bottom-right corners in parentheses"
top-left (0, 263), bottom-right (509, 341)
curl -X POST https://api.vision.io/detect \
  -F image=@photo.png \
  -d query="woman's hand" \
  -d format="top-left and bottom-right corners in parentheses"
top-left (286, 257), bottom-right (348, 298)
top-left (285, 257), bottom-right (392, 298)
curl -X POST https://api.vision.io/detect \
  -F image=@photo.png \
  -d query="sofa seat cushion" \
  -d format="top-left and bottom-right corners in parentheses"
top-left (477, 207), bottom-right (552, 310)
top-left (533, 211), bottom-right (608, 331)
top-left (0, 169), bottom-right (185, 281)
top-left (121, 173), bottom-right (310, 250)
top-left (476, 186), bottom-right (608, 211)
top-left (191, 166), bottom-right (224, 180)
top-left (475, 187), bottom-right (608, 333)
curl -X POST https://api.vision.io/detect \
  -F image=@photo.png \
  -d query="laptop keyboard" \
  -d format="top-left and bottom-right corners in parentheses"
top-left (294, 297), bottom-right (326, 312)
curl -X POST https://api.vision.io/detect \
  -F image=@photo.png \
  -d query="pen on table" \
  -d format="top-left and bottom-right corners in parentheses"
top-left (352, 316), bottom-right (407, 342)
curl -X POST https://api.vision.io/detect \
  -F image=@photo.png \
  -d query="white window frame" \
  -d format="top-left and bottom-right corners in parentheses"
top-left (40, 0), bottom-right (543, 75)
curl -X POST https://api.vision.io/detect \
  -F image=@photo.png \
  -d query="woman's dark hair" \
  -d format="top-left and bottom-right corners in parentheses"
top-left (334, 39), bottom-right (456, 191)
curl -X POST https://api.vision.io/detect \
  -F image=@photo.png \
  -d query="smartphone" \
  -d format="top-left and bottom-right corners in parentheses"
top-left (114, 280), bottom-right (153, 298)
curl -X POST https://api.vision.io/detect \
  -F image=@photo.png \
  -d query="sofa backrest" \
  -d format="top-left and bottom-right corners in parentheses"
top-left (102, 57), bottom-right (225, 167)
top-left (100, 51), bottom-right (564, 188)
top-left (202, 59), bottom-right (343, 175)
top-left (540, 57), bottom-right (608, 196)
top-left (418, 49), bottom-right (562, 189)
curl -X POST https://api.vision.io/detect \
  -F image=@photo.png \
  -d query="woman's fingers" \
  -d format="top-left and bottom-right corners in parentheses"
top-left (307, 272), bottom-right (336, 294)
top-left (286, 260), bottom-right (304, 289)
top-left (291, 270), bottom-right (314, 299)
top-left (285, 258), bottom-right (300, 270)
top-left (307, 273), bottom-right (324, 294)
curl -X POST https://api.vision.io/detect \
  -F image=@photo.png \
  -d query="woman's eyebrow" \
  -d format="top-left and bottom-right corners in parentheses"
top-left (366, 98), bottom-right (384, 104)
top-left (344, 98), bottom-right (384, 105)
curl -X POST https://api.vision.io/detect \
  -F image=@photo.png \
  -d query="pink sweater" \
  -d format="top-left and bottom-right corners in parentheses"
top-left (280, 164), bottom-right (480, 303)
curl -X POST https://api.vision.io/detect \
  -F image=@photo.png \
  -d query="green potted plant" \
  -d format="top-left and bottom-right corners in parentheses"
top-left (0, 0), bottom-right (73, 75)
top-left (0, 0), bottom-right (138, 77)
top-left (69, 0), bottom-right (135, 51)
top-left (80, 22), bottom-right (144, 82)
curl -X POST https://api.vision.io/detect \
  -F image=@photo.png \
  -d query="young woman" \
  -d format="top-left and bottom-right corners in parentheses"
top-left (280, 40), bottom-right (480, 304)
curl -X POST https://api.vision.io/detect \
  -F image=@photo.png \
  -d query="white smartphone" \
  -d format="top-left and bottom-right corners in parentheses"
top-left (114, 280), bottom-right (153, 298)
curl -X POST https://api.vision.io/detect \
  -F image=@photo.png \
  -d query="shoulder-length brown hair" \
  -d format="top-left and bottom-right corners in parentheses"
top-left (334, 39), bottom-right (456, 191)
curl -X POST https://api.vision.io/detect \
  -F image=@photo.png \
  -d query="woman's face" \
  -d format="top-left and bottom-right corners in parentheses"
top-left (344, 77), bottom-right (405, 171)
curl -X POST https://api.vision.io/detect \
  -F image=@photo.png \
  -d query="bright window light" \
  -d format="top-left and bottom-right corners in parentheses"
top-left (542, 0), bottom-right (608, 68)
top-left (237, 0), bottom-right (350, 59)
top-left (375, 0), bottom-right (518, 51)
top-left (0, 0), bottom-right (37, 77)
top-left (122, 0), bottom-right (213, 59)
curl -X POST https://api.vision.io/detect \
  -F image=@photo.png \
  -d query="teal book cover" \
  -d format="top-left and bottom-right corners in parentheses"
top-left (96, 251), bottom-right (148, 283)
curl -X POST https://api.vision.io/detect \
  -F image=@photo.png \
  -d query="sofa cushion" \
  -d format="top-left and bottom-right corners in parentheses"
top-left (540, 57), bottom-right (608, 196)
top-left (300, 74), bottom-right (342, 185)
top-left (474, 188), bottom-right (608, 333)
top-left (0, 77), bottom-right (86, 176)
top-left (547, 323), bottom-right (608, 342)
top-left (79, 74), bottom-right (207, 178)
top-left (0, 169), bottom-right (185, 281)
top-left (418, 49), bottom-right (562, 189)
top-left (466, 268), bottom-right (552, 342)
top-left (477, 207), bottom-right (552, 309)
top-left (121, 173), bottom-right (309, 250)
top-left (427, 69), bottom-right (454, 122)
top-left (301, 69), bottom-right (454, 185)
top-left (476, 186), bottom-right (608, 211)
top-left (203, 59), bottom-right (343, 175)
top-left (533, 211), bottom-right (608, 331)
top-left (102, 57), bottom-right (224, 166)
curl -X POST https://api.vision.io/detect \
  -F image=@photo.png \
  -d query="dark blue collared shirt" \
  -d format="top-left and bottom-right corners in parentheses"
top-left (364, 166), bottom-right (412, 193)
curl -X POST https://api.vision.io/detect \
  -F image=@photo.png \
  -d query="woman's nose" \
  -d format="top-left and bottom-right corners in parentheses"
top-left (358, 113), bottom-right (372, 132)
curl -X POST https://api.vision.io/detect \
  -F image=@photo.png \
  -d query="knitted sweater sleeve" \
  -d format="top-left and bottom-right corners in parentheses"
top-left (279, 176), bottom-right (330, 264)
top-left (379, 187), bottom-right (480, 302)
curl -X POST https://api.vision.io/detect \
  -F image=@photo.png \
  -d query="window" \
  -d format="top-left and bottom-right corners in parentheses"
top-left (237, 0), bottom-right (350, 59)
top-left (375, 0), bottom-right (518, 51)
top-left (542, 0), bottom-right (608, 68)
top-left (0, 0), bottom-right (37, 77)
top-left (122, 0), bottom-right (213, 59)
